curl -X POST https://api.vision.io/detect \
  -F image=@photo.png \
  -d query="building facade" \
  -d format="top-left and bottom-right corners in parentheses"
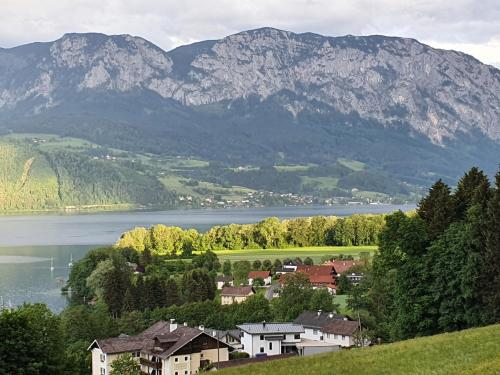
top-left (237, 323), bottom-right (304, 357)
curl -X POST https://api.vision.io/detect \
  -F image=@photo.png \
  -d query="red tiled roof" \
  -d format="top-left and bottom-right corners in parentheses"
top-left (323, 260), bottom-right (361, 274)
top-left (295, 265), bottom-right (336, 285)
top-left (248, 271), bottom-right (271, 279)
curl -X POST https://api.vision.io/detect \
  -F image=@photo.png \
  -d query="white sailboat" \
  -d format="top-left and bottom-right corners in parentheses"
top-left (68, 254), bottom-right (73, 268)
top-left (50, 257), bottom-right (55, 271)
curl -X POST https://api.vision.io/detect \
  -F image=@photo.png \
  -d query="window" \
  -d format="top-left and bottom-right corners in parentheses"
top-left (100, 354), bottom-right (105, 362)
top-left (326, 333), bottom-right (330, 339)
top-left (200, 353), bottom-right (204, 358)
top-left (294, 334), bottom-right (300, 339)
top-left (313, 329), bottom-right (318, 335)
top-left (260, 335), bottom-right (264, 340)
top-left (342, 335), bottom-right (346, 340)
top-left (269, 342), bottom-right (273, 350)
top-left (175, 358), bottom-right (179, 362)
top-left (175, 372), bottom-right (178, 375)
top-left (242, 345), bottom-right (244, 350)
top-left (260, 347), bottom-right (264, 353)
top-left (185, 356), bottom-right (188, 361)
top-left (185, 371), bottom-right (188, 375)
top-left (100, 369), bottom-right (105, 375)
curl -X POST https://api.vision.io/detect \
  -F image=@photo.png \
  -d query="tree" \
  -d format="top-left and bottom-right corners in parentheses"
top-left (303, 257), bottom-right (314, 266)
top-left (252, 277), bottom-right (265, 287)
top-left (233, 261), bottom-right (252, 284)
top-left (165, 278), bottom-right (181, 307)
top-left (181, 269), bottom-right (216, 303)
top-left (417, 180), bottom-right (455, 240)
top-left (109, 354), bottom-right (141, 375)
top-left (252, 260), bottom-right (262, 270)
top-left (309, 288), bottom-right (338, 312)
top-left (222, 260), bottom-right (232, 276)
top-left (192, 250), bottom-right (221, 272)
top-left (0, 304), bottom-right (65, 374)
top-left (484, 171), bottom-right (500, 322)
top-left (273, 273), bottom-right (313, 321)
top-left (262, 259), bottom-right (272, 271)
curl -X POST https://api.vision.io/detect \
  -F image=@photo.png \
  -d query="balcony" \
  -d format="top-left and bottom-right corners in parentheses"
top-left (140, 358), bottom-right (162, 369)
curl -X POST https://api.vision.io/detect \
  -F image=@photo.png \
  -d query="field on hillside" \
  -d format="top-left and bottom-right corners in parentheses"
top-left (219, 325), bottom-right (500, 375)
top-left (199, 246), bottom-right (377, 262)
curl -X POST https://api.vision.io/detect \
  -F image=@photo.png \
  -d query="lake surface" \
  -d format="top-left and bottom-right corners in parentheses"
top-left (0, 204), bottom-right (414, 311)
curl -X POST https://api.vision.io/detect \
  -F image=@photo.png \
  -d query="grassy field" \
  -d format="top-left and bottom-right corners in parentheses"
top-left (198, 246), bottom-right (377, 263)
top-left (219, 324), bottom-right (500, 375)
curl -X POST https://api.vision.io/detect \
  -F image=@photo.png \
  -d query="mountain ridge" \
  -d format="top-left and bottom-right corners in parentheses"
top-left (0, 27), bottom-right (499, 196)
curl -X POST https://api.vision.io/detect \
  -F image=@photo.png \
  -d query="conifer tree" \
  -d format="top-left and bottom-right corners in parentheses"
top-left (165, 278), bottom-right (180, 307)
top-left (417, 180), bottom-right (455, 240)
top-left (484, 172), bottom-right (500, 322)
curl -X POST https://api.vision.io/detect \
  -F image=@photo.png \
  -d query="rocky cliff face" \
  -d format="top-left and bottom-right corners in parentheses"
top-left (1, 27), bottom-right (499, 146)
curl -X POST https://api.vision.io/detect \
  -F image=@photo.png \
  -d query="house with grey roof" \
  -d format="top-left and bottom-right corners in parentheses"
top-left (237, 322), bottom-right (304, 357)
top-left (294, 310), bottom-right (366, 347)
top-left (88, 320), bottom-right (232, 375)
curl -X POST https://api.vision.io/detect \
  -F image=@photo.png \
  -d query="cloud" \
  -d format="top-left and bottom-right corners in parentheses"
top-left (0, 0), bottom-right (499, 66)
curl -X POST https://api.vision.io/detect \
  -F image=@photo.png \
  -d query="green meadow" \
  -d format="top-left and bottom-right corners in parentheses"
top-left (219, 324), bottom-right (500, 375)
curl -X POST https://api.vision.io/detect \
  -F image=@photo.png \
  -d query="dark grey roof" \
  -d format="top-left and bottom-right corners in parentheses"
top-left (216, 275), bottom-right (234, 282)
top-left (237, 323), bottom-right (304, 335)
top-left (90, 321), bottom-right (171, 354)
top-left (221, 286), bottom-right (255, 296)
top-left (294, 311), bottom-right (350, 329)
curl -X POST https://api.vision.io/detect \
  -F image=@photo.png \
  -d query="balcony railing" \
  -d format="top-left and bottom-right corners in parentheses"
top-left (140, 358), bottom-right (162, 369)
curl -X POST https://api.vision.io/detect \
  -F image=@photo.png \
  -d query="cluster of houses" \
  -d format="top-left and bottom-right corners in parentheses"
top-left (217, 259), bottom-right (364, 305)
top-left (89, 310), bottom-right (366, 374)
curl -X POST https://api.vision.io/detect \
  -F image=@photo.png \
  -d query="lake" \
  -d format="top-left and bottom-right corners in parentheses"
top-left (0, 204), bottom-right (414, 311)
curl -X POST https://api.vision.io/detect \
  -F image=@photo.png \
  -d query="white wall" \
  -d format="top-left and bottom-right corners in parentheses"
top-left (302, 327), bottom-right (353, 347)
top-left (241, 332), bottom-right (286, 357)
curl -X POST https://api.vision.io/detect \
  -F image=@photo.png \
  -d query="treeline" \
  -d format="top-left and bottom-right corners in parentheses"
top-left (115, 214), bottom-right (385, 255)
top-left (355, 167), bottom-right (500, 342)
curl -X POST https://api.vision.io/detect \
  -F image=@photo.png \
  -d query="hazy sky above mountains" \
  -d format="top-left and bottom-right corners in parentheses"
top-left (2, 0), bottom-right (499, 68)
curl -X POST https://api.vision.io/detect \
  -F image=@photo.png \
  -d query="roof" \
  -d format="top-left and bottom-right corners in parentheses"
top-left (143, 326), bottom-right (203, 358)
top-left (323, 260), bottom-right (361, 274)
top-left (221, 286), bottom-right (255, 297)
top-left (296, 265), bottom-right (336, 276)
top-left (90, 321), bottom-right (171, 354)
top-left (202, 328), bottom-right (241, 342)
top-left (294, 311), bottom-right (351, 329)
top-left (237, 322), bottom-right (304, 335)
top-left (216, 275), bottom-right (234, 282)
top-left (248, 271), bottom-right (271, 279)
top-left (323, 319), bottom-right (360, 336)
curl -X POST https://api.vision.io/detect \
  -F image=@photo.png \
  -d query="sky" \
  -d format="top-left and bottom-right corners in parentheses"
top-left (1, 0), bottom-right (499, 68)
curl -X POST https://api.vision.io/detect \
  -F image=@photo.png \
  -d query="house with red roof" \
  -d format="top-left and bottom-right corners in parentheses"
top-left (248, 270), bottom-right (272, 286)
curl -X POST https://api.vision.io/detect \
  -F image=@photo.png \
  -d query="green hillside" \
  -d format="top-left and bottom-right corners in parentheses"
top-left (219, 325), bottom-right (500, 375)
top-left (0, 136), bottom-right (177, 211)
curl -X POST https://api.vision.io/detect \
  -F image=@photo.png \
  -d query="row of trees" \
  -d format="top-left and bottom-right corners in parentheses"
top-left (356, 167), bottom-right (500, 342)
top-left (115, 214), bottom-right (385, 255)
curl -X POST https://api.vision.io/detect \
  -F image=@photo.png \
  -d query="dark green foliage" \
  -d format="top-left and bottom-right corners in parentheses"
top-left (222, 260), bottom-right (232, 275)
top-left (417, 180), bottom-right (455, 240)
top-left (232, 261), bottom-right (252, 284)
top-left (180, 268), bottom-right (216, 303)
top-left (252, 260), bottom-right (262, 270)
top-left (109, 354), bottom-right (141, 375)
top-left (262, 259), bottom-right (272, 271)
top-left (0, 304), bottom-right (65, 375)
top-left (369, 167), bottom-right (500, 342)
top-left (165, 278), bottom-right (181, 307)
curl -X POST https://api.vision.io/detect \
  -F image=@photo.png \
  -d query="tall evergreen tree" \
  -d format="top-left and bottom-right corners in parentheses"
top-left (484, 172), bottom-right (500, 322)
top-left (417, 180), bottom-right (455, 240)
top-left (453, 167), bottom-right (489, 220)
top-left (165, 278), bottom-right (180, 307)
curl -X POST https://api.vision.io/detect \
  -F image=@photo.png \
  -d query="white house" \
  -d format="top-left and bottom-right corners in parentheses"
top-left (294, 310), bottom-right (365, 347)
top-left (237, 322), bottom-right (304, 357)
top-left (247, 271), bottom-right (272, 286)
top-left (88, 320), bottom-right (232, 375)
top-left (215, 275), bottom-right (234, 290)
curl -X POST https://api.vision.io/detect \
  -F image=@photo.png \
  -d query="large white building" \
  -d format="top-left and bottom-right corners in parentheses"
top-left (88, 320), bottom-right (231, 375)
top-left (237, 322), bottom-right (304, 357)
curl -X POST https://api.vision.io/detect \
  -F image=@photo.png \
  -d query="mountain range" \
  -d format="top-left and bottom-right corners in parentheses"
top-left (0, 27), bottom-right (499, 208)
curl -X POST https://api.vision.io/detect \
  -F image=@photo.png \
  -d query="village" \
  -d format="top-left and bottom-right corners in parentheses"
top-left (89, 258), bottom-right (367, 374)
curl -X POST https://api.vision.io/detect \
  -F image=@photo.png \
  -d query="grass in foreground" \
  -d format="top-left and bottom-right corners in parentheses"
top-left (219, 324), bottom-right (500, 375)
top-left (204, 246), bottom-right (376, 263)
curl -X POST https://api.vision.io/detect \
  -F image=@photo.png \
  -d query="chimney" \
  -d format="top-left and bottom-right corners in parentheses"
top-left (329, 313), bottom-right (334, 319)
top-left (184, 322), bottom-right (188, 326)
top-left (263, 321), bottom-right (266, 328)
top-left (170, 319), bottom-right (178, 332)
top-left (199, 325), bottom-right (205, 331)
top-left (317, 310), bottom-right (322, 316)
